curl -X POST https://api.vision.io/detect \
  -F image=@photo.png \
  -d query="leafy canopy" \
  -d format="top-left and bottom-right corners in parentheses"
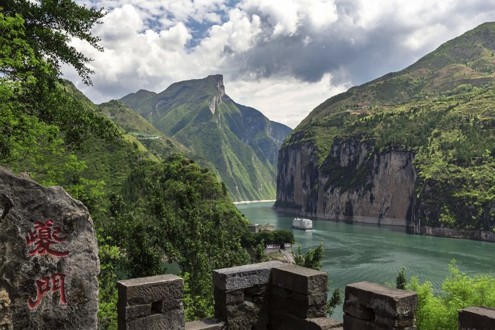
top-left (2, 0), bottom-right (104, 84)
top-left (408, 262), bottom-right (495, 329)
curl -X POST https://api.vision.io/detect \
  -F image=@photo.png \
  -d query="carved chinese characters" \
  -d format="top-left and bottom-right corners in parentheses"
top-left (25, 219), bottom-right (69, 310)
top-left (26, 220), bottom-right (69, 257)
top-left (28, 273), bottom-right (66, 309)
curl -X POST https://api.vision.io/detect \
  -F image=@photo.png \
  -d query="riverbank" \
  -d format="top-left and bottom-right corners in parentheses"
top-left (274, 206), bottom-right (495, 243)
top-left (234, 199), bottom-right (275, 205)
top-left (409, 226), bottom-right (495, 243)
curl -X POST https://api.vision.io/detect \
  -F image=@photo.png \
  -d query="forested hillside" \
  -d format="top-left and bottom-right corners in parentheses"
top-left (276, 22), bottom-right (495, 236)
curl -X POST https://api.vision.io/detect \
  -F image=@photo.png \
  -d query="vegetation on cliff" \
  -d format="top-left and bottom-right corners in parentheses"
top-left (280, 22), bottom-right (495, 232)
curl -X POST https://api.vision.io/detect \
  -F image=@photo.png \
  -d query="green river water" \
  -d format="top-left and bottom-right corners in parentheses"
top-left (236, 201), bottom-right (495, 320)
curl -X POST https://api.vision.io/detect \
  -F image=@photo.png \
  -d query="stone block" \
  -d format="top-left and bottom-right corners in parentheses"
top-left (122, 304), bottom-right (151, 321)
top-left (118, 274), bottom-right (183, 305)
top-left (344, 281), bottom-right (417, 323)
top-left (343, 314), bottom-right (378, 330)
top-left (154, 298), bottom-right (183, 312)
top-left (343, 314), bottom-right (416, 330)
top-left (214, 287), bottom-right (244, 307)
top-left (271, 286), bottom-right (327, 318)
top-left (459, 306), bottom-right (495, 330)
top-left (270, 311), bottom-right (343, 330)
top-left (271, 264), bottom-right (327, 295)
top-left (126, 311), bottom-right (184, 330)
top-left (212, 261), bottom-right (282, 291)
top-left (185, 318), bottom-right (225, 330)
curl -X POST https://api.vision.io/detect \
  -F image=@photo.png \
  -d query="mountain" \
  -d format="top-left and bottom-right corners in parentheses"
top-left (120, 75), bottom-right (292, 201)
top-left (276, 22), bottom-right (495, 237)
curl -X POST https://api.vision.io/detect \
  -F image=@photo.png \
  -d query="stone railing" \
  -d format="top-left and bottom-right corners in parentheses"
top-left (117, 261), bottom-right (342, 330)
top-left (117, 263), bottom-right (495, 330)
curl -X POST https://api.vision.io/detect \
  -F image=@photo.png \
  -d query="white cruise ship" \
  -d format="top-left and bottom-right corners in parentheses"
top-left (292, 217), bottom-right (313, 231)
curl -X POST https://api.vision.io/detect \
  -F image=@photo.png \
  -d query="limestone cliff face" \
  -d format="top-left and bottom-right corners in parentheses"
top-left (276, 140), bottom-right (320, 213)
top-left (275, 138), bottom-right (417, 226)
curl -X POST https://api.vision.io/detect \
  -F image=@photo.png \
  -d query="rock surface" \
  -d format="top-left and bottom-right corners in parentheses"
top-left (0, 167), bottom-right (99, 329)
top-left (275, 139), bottom-right (416, 226)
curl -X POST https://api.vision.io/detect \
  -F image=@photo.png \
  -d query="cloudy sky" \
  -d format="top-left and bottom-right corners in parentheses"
top-left (67, 0), bottom-right (495, 128)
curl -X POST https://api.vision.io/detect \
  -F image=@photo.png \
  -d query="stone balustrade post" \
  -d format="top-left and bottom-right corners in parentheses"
top-left (458, 307), bottom-right (495, 329)
top-left (212, 261), bottom-right (282, 329)
top-left (343, 281), bottom-right (417, 329)
top-left (269, 264), bottom-right (340, 330)
top-left (117, 274), bottom-right (185, 330)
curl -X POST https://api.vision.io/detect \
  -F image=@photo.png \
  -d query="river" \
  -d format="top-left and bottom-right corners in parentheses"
top-left (236, 201), bottom-right (495, 320)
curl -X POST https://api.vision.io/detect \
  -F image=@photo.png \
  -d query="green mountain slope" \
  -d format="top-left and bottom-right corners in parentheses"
top-left (277, 22), bottom-right (495, 236)
top-left (120, 75), bottom-right (292, 201)
top-left (98, 100), bottom-right (191, 158)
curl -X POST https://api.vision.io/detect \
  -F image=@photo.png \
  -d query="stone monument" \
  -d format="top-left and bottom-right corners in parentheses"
top-left (0, 167), bottom-right (99, 329)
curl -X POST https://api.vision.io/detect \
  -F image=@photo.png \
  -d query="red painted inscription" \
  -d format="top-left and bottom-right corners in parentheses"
top-left (28, 273), bottom-right (67, 310)
top-left (25, 219), bottom-right (69, 257)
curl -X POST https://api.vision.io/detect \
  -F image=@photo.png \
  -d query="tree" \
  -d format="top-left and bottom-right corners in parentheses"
top-left (2, 0), bottom-right (104, 84)
top-left (396, 267), bottom-right (407, 290)
top-left (109, 156), bottom-right (252, 320)
top-left (409, 262), bottom-right (495, 329)
top-left (293, 244), bottom-right (324, 270)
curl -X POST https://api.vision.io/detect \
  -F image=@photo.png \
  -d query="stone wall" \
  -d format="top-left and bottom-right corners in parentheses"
top-left (118, 262), bottom-right (343, 330)
top-left (117, 263), bottom-right (494, 330)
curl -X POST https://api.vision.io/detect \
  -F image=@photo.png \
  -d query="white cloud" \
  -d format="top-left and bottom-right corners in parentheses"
top-left (69, 0), bottom-right (495, 127)
top-left (303, 0), bottom-right (338, 29)
top-left (227, 73), bottom-right (348, 128)
top-left (241, 0), bottom-right (300, 37)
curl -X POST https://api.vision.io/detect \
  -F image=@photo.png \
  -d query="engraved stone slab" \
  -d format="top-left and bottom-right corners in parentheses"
top-left (0, 167), bottom-right (99, 329)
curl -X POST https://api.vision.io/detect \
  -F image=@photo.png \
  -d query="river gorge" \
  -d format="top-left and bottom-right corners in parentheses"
top-left (236, 201), bottom-right (495, 320)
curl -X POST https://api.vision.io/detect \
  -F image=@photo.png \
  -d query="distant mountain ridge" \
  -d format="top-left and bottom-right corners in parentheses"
top-left (120, 75), bottom-right (292, 201)
top-left (276, 22), bottom-right (495, 238)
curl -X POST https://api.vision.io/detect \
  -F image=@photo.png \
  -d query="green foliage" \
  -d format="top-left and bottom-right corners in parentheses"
top-left (396, 267), bottom-right (407, 290)
top-left (2, 0), bottom-right (104, 84)
top-left (293, 244), bottom-right (324, 270)
top-left (97, 232), bottom-right (123, 330)
top-left (327, 288), bottom-right (342, 317)
top-left (102, 155), bottom-right (252, 320)
top-left (249, 230), bottom-right (295, 247)
top-left (182, 272), bottom-right (214, 321)
top-left (409, 262), bottom-right (495, 329)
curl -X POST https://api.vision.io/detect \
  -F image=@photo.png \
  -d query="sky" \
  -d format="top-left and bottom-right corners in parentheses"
top-left (66, 0), bottom-right (495, 128)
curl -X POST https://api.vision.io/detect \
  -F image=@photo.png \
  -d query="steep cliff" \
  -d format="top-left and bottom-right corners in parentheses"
top-left (276, 139), bottom-right (416, 226)
top-left (120, 75), bottom-right (292, 201)
top-left (276, 22), bottom-right (495, 234)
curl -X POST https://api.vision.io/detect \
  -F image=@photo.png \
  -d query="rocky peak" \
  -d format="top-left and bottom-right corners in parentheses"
top-left (208, 74), bottom-right (225, 114)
